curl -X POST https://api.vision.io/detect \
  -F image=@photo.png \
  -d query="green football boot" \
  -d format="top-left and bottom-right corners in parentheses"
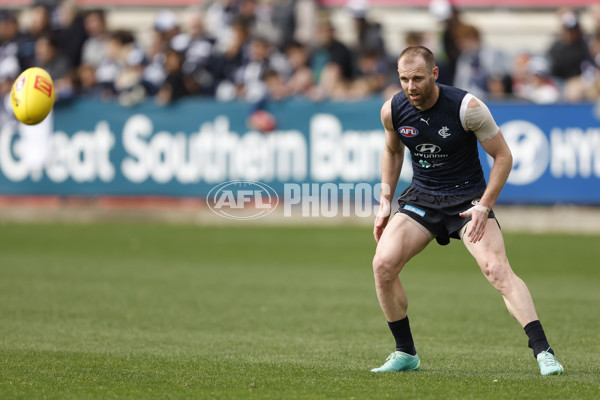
top-left (370, 350), bottom-right (421, 372)
top-left (537, 350), bottom-right (564, 376)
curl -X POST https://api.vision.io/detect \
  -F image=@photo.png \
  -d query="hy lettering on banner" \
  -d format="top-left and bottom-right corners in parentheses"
top-left (494, 120), bottom-right (600, 185)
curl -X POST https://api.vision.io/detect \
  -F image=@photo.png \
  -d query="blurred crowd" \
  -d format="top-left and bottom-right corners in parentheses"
top-left (1, 0), bottom-right (600, 110)
top-left (432, 2), bottom-right (600, 104)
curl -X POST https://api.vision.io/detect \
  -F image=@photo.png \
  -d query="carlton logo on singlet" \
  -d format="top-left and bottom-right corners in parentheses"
top-left (398, 126), bottom-right (418, 137)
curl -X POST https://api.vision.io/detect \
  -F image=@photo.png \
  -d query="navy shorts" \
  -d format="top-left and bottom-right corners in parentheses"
top-left (396, 186), bottom-right (496, 246)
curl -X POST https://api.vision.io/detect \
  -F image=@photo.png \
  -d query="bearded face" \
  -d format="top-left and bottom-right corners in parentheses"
top-left (397, 56), bottom-right (439, 110)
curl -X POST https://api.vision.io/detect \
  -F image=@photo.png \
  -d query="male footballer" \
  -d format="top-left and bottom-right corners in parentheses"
top-left (371, 46), bottom-right (564, 376)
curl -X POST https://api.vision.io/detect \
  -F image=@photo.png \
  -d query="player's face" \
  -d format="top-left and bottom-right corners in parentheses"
top-left (397, 56), bottom-right (439, 110)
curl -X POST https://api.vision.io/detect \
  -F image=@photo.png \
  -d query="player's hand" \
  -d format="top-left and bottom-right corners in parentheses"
top-left (459, 204), bottom-right (490, 243)
top-left (374, 201), bottom-right (391, 243)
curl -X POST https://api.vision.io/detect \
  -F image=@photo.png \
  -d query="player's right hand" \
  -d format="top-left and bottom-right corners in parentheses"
top-left (373, 201), bottom-right (391, 243)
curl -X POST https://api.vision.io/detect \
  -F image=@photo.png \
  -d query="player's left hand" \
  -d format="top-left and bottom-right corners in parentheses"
top-left (459, 205), bottom-right (490, 243)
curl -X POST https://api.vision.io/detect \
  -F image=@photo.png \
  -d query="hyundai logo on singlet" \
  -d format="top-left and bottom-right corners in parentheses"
top-left (415, 143), bottom-right (441, 153)
top-left (398, 126), bottom-right (418, 137)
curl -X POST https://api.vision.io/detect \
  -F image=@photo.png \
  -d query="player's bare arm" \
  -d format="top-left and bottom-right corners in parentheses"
top-left (460, 97), bottom-right (513, 243)
top-left (374, 99), bottom-right (405, 243)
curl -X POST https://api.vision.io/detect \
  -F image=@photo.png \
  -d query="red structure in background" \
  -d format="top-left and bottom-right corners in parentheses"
top-left (318, 0), bottom-right (596, 6)
top-left (0, 0), bottom-right (595, 7)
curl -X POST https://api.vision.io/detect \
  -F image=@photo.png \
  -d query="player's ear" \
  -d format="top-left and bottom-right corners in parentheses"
top-left (432, 66), bottom-right (439, 81)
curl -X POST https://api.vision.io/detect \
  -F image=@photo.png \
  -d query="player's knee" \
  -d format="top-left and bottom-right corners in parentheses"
top-left (372, 253), bottom-right (402, 284)
top-left (483, 258), bottom-right (512, 292)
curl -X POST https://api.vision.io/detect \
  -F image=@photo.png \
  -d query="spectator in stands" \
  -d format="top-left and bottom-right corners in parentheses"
top-left (585, 30), bottom-right (600, 100)
top-left (34, 33), bottom-right (69, 80)
top-left (116, 47), bottom-right (148, 106)
top-left (225, 0), bottom-right (282, 53)
top-left (235, 35), bottom-right (289, 102)
top-left (0, 50), bottom-right (19, 88)
top-left (95, 29), bottom-right (134, 97)
top-left (514, 55), bottom-right (560, 104)
top-left (81, 9), bottom-right (109, 68)
top-left (263, 39), bottom-right (313, 101)
top-left (55, 0), bottom-right (87, 69)
top-left (17, 4), bottom-right (53, 70)
top-left (28, 3), bottom-right (53, 38)
top-left (582, 6), bottom-right (600, 101)
top-left (77, 63), bottom-right (102, 98)
top-left (591, 3), bottom-right (600, 29)
top-left (179, 7), bottom-right (217, 96)
top-left (348, 50), bottom-right (389, 100)
top-left (213, 17), bottom-right (251, 101)
top-left (292, 0), bottom-right (317, 47)
top-left (310, 15), bottom-right (355, 100)
top-left (347, 3), bottom-right (387, 60)
top-left (486, 74), bottom-right (513, 100)
top-left (590, 30), bottom-right (600, 69)
top-left (33, 32), bottom-right (74, 102)
top-left (0, 52), bottom-right (20, 126)
top-left (270, 0), bottom-right (297, 50)
top-left (429, 0), bottom-right (464, 86)
top-left (236, 0), bottom-right (259, 33)
top-left (154, 9), bottom-right (180, 45)
top-left (282, 40), bottom-right (313, 97)
top-left (141, 10), bottom-right (182, 96)
top-left (313, 15), bottom-right (354, 80)
top-left (547, 9), bottom-right (596, 102)
top-left (239, 0), bottom-right (316, 52)
top-left (453, 24), bottom-right (511, 99)
top-left (0, 11), bottom-right (24, 70)
top-left (510, 51), bottom-right (530, 96)
top-left (547, 10), bottom-right (592, 83)
top-left (156, 48), bottom-right (189, 105)
top-left (205, 0), bottom-right (238, 53)
top-left (263, 68), bottom-right (287, 100)
top-left (138, 8), bottom-right (182, 96)
top-left (404, 31), bottom-right (425, 48)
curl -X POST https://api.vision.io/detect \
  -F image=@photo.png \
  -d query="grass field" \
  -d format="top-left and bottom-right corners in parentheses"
top-left (0, 222), bottom-right (598, 400)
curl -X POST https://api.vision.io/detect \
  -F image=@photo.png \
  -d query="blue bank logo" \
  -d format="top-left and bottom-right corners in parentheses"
top-left (403, 204), bottom-right (426, 217)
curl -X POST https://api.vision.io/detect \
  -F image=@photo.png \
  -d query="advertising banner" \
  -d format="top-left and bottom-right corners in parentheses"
top-left (486, 103), bottom-right (600, 204)
top-left (0, 98), bottom-right (599, 204)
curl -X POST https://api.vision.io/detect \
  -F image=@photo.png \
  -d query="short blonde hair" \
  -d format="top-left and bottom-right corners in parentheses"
top-left (398, 46), bottom-right (436, 71)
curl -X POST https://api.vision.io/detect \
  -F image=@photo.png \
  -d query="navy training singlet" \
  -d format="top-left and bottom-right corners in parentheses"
top-left (390, 84), bottom-right (487, 195)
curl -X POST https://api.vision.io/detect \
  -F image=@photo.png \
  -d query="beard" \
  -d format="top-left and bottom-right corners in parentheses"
top-left (404, 79), bottom-right (436, 109)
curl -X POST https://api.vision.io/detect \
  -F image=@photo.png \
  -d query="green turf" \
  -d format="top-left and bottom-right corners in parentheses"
top-left (0, 222), bottom-right (598, 399)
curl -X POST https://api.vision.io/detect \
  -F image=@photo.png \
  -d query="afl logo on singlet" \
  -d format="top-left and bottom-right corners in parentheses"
top-left (398, 126), bottom-right (419, 137)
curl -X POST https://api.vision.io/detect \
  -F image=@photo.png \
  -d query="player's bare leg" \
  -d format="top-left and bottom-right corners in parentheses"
top-left (461, 219), bottom-right (537, 326)
top-left (373, 214), bottom-right (432, 322)
top-left (462, 219), bottom-right (564, 375)
top-left (371, 214), bottom-right (431, 372)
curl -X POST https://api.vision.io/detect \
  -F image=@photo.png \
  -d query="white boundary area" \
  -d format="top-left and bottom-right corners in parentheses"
top-left (1, 202), bottom-right (599, 234)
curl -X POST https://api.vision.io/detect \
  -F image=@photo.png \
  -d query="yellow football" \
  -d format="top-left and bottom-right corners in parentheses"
top-left (10, 67), bottom-right (55, 125)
